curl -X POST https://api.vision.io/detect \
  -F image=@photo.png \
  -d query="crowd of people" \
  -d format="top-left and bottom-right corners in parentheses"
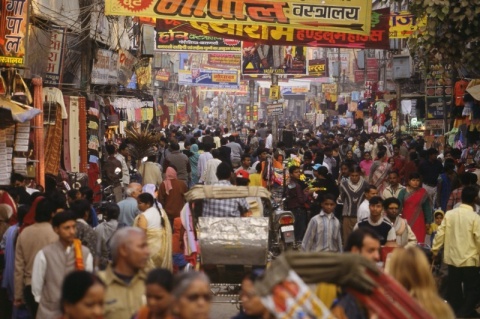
top-left (0, 122), bottom-right (480, 318)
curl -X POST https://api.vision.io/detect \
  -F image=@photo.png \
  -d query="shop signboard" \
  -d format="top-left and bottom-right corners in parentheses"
top-left (354, 69), bottom-right (379, 82)
top-left (0, 0), bottom-right (29, 66)
top-left (207, 54), bottom-right (241, 67)
top-left (425, 63), bottom-right (452, 119)
top-left (155, 70), bottom-right (170, 81)
top-left (91, 49), bottom-right (118, 85)
top-left (117, 49), bottom-right (136, 86)
top-left (155, 8), bottom-right (389, 49)
top-left (322, 83), bottom-right (337, 94)
top-left (327, 52), bottom-right (349, 77)
top-left (44, 27), bottom-right (66, 86)
top-left (106, 0), bottom-right (372, 35)
top-left (308, 58), bottom-right (328, 77)
top-left (425, 119), bottom-right (443, 130)
top-left (178, 69), bottom-right (239, 89)
top-left (267, 103), bottom-right (284, 116)
top-left (389, 11), bottom-right (427, 39)
top-left (242, 43), bottom-right (307, 75)
top-left (155, 31), bottom-right (241, 52)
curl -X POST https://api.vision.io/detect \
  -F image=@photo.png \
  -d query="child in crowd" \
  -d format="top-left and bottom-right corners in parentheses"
top-left (301, 194), bottom-right (342, 252)
top-left (429, 210), bottom-right (444, 245)
top-left (249, 163), bottom-right (263, 187)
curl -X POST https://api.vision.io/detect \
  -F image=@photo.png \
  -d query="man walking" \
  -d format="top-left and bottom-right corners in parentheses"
top-left (432, 186), bottom-right (480, 318)
top-left (32, 211), bottom-right (93, 319)
top-left (103, 144), bottom-right (123, 202)
top-left (99, 227), bottom-right (150, 319)
top-left (117, 182), bottom-right (142, 227)
top-left (14, 198), bottom-right (58, 318)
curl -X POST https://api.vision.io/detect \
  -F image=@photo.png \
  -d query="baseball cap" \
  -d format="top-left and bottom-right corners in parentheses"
top-left (236, 170), bottom-right (250, 179)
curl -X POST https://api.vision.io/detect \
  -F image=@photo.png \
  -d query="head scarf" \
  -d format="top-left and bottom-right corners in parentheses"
top-left (19, 196), bottom-right (44, 233)
top-left (0, 204), bottom-right (12, 238)
top-left (142, 184), bottom-right (157, 197)
top-left (190, 144), bottom-right (200, 166)
top-left (0, 190), bottom-right (17, 225)
top-left (164, 167), bottom-right (178, 195)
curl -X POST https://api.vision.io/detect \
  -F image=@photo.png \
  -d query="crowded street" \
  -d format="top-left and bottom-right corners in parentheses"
top-left (1, 0), bottom-right (480, 318)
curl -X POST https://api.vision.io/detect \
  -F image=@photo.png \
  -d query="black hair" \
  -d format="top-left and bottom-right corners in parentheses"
top-left (408, 172), bottom-right (421, 181)
top-left (228, 135), bottom-right (235, 142)
top-left (236, 177), bottom-right (249, 186)
top-left (216, 162), bottom-right (232, 180)
top-left (349, 165), bottom-right (362, 174)
top-left (255, 162), bottom-right (262, 173)
top-left (204, 143), bottom-right (213, 152)
top-left (211, 149), bottom-right (220, 159)
top-left (303, 151), bottom-right (313, 160)
top-left (444, 158), bottom-right (456, 172)
top-left (220, 137), bottom-right (228, 146)
top-left (118, 143), bottom-right (128, 152)
top-left (434, 211), bottom-right (444, 218)
top-left (79, 186), bottom-right (94, 202)
top-left (11, 173), bottom-right (25, 184)
top-left (169, 143), bottom-right (180, 151)
top-left (35, 198), bottom-right (56, 223)
top-left (288, 165), bottom-right (300, 174)
top-left (48, 191), bottom-right (68, 211)
top-left (104, 203), bottom-right (120, 221)
top-left (383, 197), bottom-right (400, 210)
top-left (345, 228), bottom-right (381, 252)
top-left (106, 144), bottom-right (116, 155)
top-left (427, 148), bottom-right (439, 156)
top-left (364, 185), bottom-right (377, 193)
top-left (146, 268), bottom-right (174, 292)
top-left (52, 211), bottom-right (77, 228)
top-left (67, 189), bottom-right (80, 200)
top-left (241, 154), bottom-right (250, 162)
top-left (462, 186), bottom-right (478, 204)
top-left (17, 205), bottom-right (29, 226)
top-left (137, 193), bottom-right (165, 227)
top-left (320, 193), bottom-right (336, 203)
top-left (70, 200), bottom-right (91, 220)
top-left (388, 170), bottom-right (399, 177)
top-left (138, 192), bottom-right (155, 206)
top-left (61, 271), bottom-right (105, 312)
top-left (368, 196), bottom-right (383, 206)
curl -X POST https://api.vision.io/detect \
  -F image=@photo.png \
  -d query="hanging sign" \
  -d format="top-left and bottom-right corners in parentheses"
top-left (389, 11), bottom-right (427, 39)
top-left (267, 103), bottom-right (284, 116)
top-left (155, 8), bottom-right (389, 49)
top-left (308, 58), bottom-right (328, 77)
top-left (117, 49), bottom-right (137, 86)
top-left (207, 53), bottom-right (241, 67)
top-left (0, 0), bottom-right (29, 66)
top-left (91, 49), bottom-right (118, 85)
top-left (155, 31), bottom-right (241, 52)
top-left (106, 0), bottom-right (372, 35)
top-left (269, 85), bottom-right (280, 100)
top-left (44, 27), bottom-right (66, 86)
top-left (178, 69), bottom-right (239, 89)
top-left (242, 43), bottom-right (307, 75)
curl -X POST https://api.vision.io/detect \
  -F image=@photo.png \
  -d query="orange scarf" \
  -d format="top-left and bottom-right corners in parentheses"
top-left (73, 239), bottom-right (84, 270)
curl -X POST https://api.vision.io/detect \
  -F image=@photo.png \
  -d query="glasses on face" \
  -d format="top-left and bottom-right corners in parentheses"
top-left (184, 293), bottom-right (212, 302)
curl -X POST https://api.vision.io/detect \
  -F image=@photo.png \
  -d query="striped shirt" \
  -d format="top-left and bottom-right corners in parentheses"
top-left (301, 211), bottom-right (342, 253)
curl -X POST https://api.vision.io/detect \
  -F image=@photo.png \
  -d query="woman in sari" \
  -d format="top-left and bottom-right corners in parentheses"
top-left (189, 144), bottom-right (200, 187)
top-left (397, 173), bottom-right (433, 244)
top-left (369, 147), bottom-right (391, 196)
top-left (134, 192), bottom-right (172, 271)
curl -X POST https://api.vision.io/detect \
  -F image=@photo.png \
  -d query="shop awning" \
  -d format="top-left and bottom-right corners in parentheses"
top-left (0, 97), bottom-right (41, 123)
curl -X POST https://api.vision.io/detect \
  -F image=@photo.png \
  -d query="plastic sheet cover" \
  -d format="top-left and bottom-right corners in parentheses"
top-left (198, 217), bottom-right (269, 266)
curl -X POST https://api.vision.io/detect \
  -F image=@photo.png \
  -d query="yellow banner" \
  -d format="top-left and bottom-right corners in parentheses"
top-left (106, 0), bottom-right (372, 35)
top-left (211, 73), bottom-right (238, 83)
top-left (389, 11), bottom-right (426, 39)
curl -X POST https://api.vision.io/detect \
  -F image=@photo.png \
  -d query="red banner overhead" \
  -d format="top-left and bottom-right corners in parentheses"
top-left (156, 8), bottom-right (390, 49)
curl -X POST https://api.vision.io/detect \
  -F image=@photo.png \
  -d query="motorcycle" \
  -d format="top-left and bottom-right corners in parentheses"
top-left (269, 198), bottom-right (297, 257)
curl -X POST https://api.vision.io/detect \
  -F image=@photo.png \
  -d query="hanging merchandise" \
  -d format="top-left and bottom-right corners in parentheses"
top-left (454, 79), bottom-right (469, 107)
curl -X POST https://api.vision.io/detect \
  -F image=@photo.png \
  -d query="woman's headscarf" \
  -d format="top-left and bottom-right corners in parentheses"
top-left (164, 167), bottom-right (178, 195)
top-left (142, 184), bottom-right (157, 197)
top-left (0, 204), bottom-right (12, 238)
top-left (19, 196), bottom-right (44, 233)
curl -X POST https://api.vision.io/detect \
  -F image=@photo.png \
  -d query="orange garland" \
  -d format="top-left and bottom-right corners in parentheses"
top-left (73, 238), bottom-right (85, 270)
